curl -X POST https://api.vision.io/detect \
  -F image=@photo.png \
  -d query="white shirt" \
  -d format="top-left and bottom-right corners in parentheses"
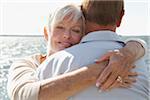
top-left (37, 31), bottom-right (149, 100)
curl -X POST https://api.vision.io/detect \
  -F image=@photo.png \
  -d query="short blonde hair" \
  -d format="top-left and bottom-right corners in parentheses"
top-left (48, 4), bottom-right (85, 34)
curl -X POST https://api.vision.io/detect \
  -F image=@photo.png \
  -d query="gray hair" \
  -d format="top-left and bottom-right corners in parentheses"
top-left (48, 4), bottom-right (85, 34)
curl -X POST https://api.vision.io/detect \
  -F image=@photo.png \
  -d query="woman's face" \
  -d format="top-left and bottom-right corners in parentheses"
top-left (49, 19), bottom-right (84, 54)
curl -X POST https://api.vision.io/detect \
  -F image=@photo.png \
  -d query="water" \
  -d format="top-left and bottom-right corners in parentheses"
top-left (0, 36), bottom-right (46, 100)
top-left (0, 36), bottom-right (149, 100)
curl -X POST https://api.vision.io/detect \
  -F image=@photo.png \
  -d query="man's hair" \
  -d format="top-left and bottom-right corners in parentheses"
top-left (81, 0), bottom-right (124, 26)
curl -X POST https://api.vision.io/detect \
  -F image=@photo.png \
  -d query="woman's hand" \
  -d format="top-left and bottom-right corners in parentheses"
top-left (95, 49), bottom-right (138, 91)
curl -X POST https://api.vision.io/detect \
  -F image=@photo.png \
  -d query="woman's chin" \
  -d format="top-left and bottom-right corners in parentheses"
top-left (51, 46), bottom-right (68, 53)
top-left (57, 46), bottom-right (69, 51)
top-left (58, 47), bottom-right (67, 51)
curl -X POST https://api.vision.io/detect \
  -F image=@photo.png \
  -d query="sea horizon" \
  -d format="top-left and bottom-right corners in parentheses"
top-left (0, 34), bottom-right (150, 37)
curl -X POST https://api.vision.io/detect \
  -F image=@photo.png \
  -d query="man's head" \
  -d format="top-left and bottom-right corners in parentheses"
top-left (81, 0), bottom-right (124, 32)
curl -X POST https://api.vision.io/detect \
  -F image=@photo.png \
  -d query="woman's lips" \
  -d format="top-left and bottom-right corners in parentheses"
top-left (58, 41), bottom-right (72, 48)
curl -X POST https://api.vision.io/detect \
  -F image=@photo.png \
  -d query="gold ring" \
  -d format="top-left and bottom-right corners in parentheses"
top-left (116, 76), bottom-right (123, 83)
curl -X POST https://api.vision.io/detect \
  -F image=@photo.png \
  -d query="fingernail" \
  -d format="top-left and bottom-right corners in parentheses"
top-left (96, 82), bottom-right (100, 87)
top-left (98, 89), bottom-right (102, 93)
top-left (94, 59), bottom-right (99, 63)
top-left (105, 89), bottom-right (110, 92)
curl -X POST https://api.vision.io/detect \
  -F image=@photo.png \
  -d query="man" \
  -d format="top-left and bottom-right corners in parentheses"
top-left (38, 0), bottom-right (149, 100)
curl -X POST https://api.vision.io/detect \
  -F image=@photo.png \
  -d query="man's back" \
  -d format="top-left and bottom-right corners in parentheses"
top-left (38, 31), bottom-right (149, 100)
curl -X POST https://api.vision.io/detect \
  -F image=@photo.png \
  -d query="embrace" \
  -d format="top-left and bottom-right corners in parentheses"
top-left (7, 0), bottom-right (149, 100)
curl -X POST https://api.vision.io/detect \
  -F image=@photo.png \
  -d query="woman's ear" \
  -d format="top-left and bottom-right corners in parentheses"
top-left (44, 26), bottom-right (49, 41)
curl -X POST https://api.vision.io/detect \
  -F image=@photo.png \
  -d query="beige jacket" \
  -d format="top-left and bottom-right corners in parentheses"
top-left (7, 54), bottom-right (41, 100)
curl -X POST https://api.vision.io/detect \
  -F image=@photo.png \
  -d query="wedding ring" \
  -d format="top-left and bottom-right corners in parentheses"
top-left (116, 76), bottom-right (123, 83)
top-left (114, 49), bottom-right (120, 53)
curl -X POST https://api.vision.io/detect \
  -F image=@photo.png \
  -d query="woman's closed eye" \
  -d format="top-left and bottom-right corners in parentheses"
top-left (71, 28), bottom-right (81, 34)
top-left (56, 25), bottom-right (64, 30)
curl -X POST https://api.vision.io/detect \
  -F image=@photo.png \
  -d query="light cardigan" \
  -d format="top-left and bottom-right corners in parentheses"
top-left (7, 54), bottom-right (41, 100)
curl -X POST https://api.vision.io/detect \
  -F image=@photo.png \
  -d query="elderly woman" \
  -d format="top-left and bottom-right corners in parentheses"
top-left (7, 4), bottom-right (146, 100)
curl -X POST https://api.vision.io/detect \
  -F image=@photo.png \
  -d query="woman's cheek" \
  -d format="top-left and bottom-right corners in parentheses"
top-left (73, 36), bottom-right (82, 44)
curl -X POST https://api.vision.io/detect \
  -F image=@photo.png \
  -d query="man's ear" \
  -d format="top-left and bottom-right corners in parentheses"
top-left (44, 26), bottom-right (49, 41)
top-left (116, 10), bottom-right (124, 27)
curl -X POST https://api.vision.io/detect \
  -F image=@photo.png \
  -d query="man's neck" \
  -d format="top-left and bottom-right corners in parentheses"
top-left (85, 22), bottom-right (117, 34)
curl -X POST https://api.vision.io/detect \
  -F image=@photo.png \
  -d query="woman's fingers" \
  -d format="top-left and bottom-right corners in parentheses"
top-left (96, 63), bottom-right (121, 89)
top-left (100, 76), bottom-right (136, 91)
top-left (128, 71), bottom-right (138, 76)
top-left (120, 82), bottom-right (131, 88)
top-left (107, 79), bottom-right (119, 90)
top-left (97, 71), bottom-right (138, 91)
top-left (96, 60), bottom-right (123, 90)
top-left (99, 72), bottom-right (118, 91)
top-left (96, 66), bottom-right (112, 87)
top-left (124, 77), bottom-right (137, 83)
top-left (95, 49), bottom-right (138, 91)
top-left (120, 77), bottom-right (136, 88)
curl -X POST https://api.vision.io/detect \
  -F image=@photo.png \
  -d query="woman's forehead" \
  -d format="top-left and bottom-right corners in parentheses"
top-left (57, 19), bottom-right (82, 26)
top-left (54, 11), bottom-right (83, 23)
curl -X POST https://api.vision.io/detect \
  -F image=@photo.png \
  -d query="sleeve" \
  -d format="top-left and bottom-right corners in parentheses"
top-left (125, 38), bottom-right (148, 55)
top-left (7, 59), bottom-right (41, 100)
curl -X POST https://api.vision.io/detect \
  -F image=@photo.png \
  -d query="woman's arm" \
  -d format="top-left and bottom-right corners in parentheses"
top-left (7, 59), bottom-right (41, 100)
top-left (124, 40), bottom-right (145, 60)
top-left (39, 62), bottom-right (108, 100)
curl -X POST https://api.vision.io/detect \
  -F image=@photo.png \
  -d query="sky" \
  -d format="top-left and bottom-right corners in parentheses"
top-left (0, 0), bottom-right (150, 36)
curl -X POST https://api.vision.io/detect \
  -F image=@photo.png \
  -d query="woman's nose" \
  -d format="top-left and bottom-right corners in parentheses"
top-left (63, 30), bottom-right (71, 39)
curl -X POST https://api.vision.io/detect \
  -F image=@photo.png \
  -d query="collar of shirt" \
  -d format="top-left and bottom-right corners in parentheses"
top-left (81, 30), bottom-right (124, 44)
